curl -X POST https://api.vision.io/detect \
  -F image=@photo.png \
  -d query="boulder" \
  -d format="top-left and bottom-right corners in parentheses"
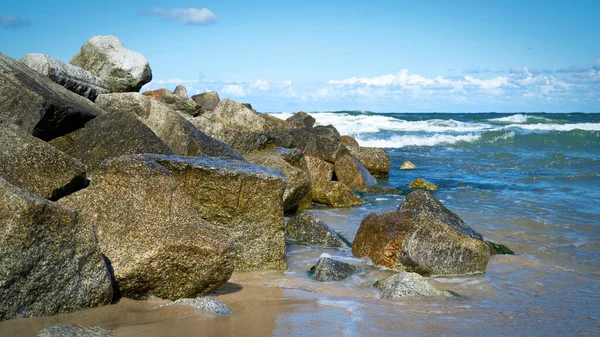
top-left (311, 181), bottom-right (365, 208)
top-left (173, 84), bottom-right (188, 98)
top-left (272, 148), bottom-right (305, 167)
top-left (288, 125), bottom-right (342, 163)
top-left (286, 212), bottom-right (351, 247)
top-left (0, 120), bottom-right (86, 200)
top-left (0, 178), bottom-right (113, 321)
top-left (375, 273), bottom-right (457, 299)
top-left (400, 160), bottom-right (417, 170)
top-left (408, 178), bottom-right (439, 191)
top-left (142, 88), bottom-right (204, 117)
top-left (37, 325), bottom-right (114, 337)
top-left (302, 155), bottom-right (334, 182)
top-left (362, 185), bottom-right (403, 195)
top-left (0, 52), bottom-right (103, 141)
top-left (310, 257), bottom-right (357, 282)
top-left (352, 191), bottom-right (490, 275)
top-left (49, 110), bottom-right (174, 172)
top-left (95, 93), bottom-right (242, 159)
top-left (245, 153), bottom-right (311, 213)
top-left (346, 145), bottom-right (390, 177)
top-left (142, 154), bottom-right (287, 271)
top-left (341, 135), bottom-right (359, 147)
top-left (156, 297), bottom-right (231, 315)
top-left (192, 91), bottom-right (220, 111)
top-left (58, 156), bottom-right (235, 300)
top-left (70, 35), bottom-right (152, 93)
top-left (334, 154), bottom-right (377, 191)
top-left (286, 111), bottom-right (315, 128)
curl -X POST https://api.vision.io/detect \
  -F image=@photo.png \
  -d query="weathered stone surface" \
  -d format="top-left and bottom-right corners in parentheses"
top-left (288, 125), bottom-right (342, 163)
top-left (0, 52), bottom-right (103, 141)
top-left (286, 111), bottom-right (315, 129)
top-left (58, 156), bottom-right (235, 300)
top-left (273, 148), bottom-right (305, 167)
top-left (353, 191), bottom-right (490, 275)
top-left (341, 135), bottom-right (359, 147)
top-left (0, 120), bottom-right (86, 200)
top-left (311, 257), bottom-right (357, 282)
top-left (156, 297), bottom-right (231, 315)
top-left (0, 179), bottom-right (113, 321)
top-left (70, 35), bottom-right (152, 93)
top-left (245, 153), bottom-right (311, 213)
top-left (95, 93), bottom-right (242, 159)
top-left (334, 154), bottom-right (377, 190)
top-left (49, 110), bottom-right (174, 172)
top-left (408, 178), bottom-right (439, 191)
top-left (311, 181), bottom-right (365, 208)
top-left (192, 91), bottom-right (220, 111)
top-left (347, 145), bottom-right (390, 177)
top-left (375, 273), bottom-right (457, 299)
top-left (303, 155), bottom-right (334, 182)
top-left (400, 160), bottom-right (417, 170)
top-left (286, 212), bottom-right (350, 247)
top-left (173, 84), bottom-right (188, 98)
top-left (143, 155), bottom-right (287, 271)
top-left (362, 185), bottom-right (402, 195)
top-left (142, 88), bottom-right (204, 117)
top-left (37, 324), bottom-right (114, 337)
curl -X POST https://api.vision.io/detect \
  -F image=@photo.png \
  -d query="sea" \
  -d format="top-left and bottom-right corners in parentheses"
top-left (2, 112), bottom-right (599, 336)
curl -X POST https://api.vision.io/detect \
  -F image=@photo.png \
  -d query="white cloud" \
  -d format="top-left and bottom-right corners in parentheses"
top-left (222, 85), bottom-right (247, 97)
top-left (253, 79), bottom-right (270, 91)
top-left (144, 8), bottom-right (217, 25)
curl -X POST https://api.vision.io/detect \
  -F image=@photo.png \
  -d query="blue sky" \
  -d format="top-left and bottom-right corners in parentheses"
top-left (1, 0), bottom-right (599, 112)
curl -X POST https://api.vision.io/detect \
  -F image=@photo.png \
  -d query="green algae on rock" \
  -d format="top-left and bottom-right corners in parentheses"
top-left (408, 177), bottom-right (439, 190)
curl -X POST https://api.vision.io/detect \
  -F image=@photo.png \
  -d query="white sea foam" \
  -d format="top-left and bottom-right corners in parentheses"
top-left (355, 133), bottom-right (481, 148)
top-left (506, 123), bottom-right (600, 131)
top-left (489, 114), bottom-right (554, 124)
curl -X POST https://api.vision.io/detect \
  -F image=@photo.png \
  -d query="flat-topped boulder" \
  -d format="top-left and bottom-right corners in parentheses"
top-left (346, 145), bottom-right (390, 177)
top-left (334, 154), bottom-right (377, 190)
top-left (311, 181), bottom-right (365, 208)
top-left (286, 111), bottom-right (315, 129)
top-left (192, 91), bottom-right (220, 111)
top-left (288, 125), bottom-right (342, 163)
top-left (286, 212), bottom-right (350, 247)
top-left (0, 52), bottom-right (103, 141)
top-left (70, 35), bottom-right (152, 93)
top-left (58, 156), bottom-right (235, 300)
top-left (0, 178), bottom-right (113, 321)
top-left (142, 88), bottom-right (204, 117)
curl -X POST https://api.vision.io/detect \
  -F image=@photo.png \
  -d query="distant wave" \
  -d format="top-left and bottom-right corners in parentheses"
top-left (489, 114), bottom-right (555, 124)
top-left (356, 133), bottom-right (481, 148)
top-left (506, 123), bottom-right (600, 131)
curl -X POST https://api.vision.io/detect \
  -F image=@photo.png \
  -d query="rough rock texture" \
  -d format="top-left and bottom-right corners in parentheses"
top-left (58, 156), bottom-right (235, 300)
top-left (334, 154), bottom-right (378, 190)
top-left (272, 148), bottom-right (305, 167)
top-left (400, 160), bottom-right (417, 170)
top-left (303, 155), bottom-right (334, 182)
top-left (288, 125), bottom-right (342, 163)
top-left (311, 181), bottom-right (365, 207)
top-left (0, 178), bottom-right (113, 321)
top-left (142, 88), bottom-right (204, 117)
top-left (346, 145), bottom-right (390, 177)
top-left (375, 273), bottom-right (457, 299)
top-left (0, 52), bottom-right (103, 141)
top-left (95, 93), bottom-right (242, 159)
top-left (70, 35), bottom-right (152, 93)
top-left (49, 110), bottom-right (174, 172)
top-left (311, 257), bottom-right (357, 282)
top-left (408, 178), bottom-right (439, 191)
top-left (352, 191), bottom-right (490, 275)
top-left (37, 325), bottom-right (114, 337)
top-left (341, 135), bottom-right (359, 147)
top-left (192, 91), bottom-right (220, 111)
top-left (245, 153), bottom-right (311, 213)
top-left (143, 155), bottom-right (287, 271)
top-left (173, 84), bottom-right (187, 98)
top-left (286, 111), bottom-right (315, 129)
top-left (362, 185), bottom-right (402, 195)
top-left (0, 120), bottom-right (86, 200)
top-left (20, 53), bottom-right (109, 101)
top-left (156, 297), bottom-right (231, 315)
top-left (286, 212), bottom-right (351, 247)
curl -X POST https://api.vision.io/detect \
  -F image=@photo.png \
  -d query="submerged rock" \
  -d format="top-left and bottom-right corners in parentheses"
top-left (375, 273), bottom-right (457, 299)
top-left (70, 35), bottom-right (152, 93)
top-left (334, 154), bottom-right (377, 190)
top-left (353, 190), bottom-right (490, 275)
top-left (408, 178), bottom-right (439, 191)
top-left (311, 181), bottom-right (365, 208)
top-left (346, 146), bottom-right (390, 177)
top-left (37, 324), bottom-right (114, 337)
top-left (361, 185), bottom-right (402, 195)
top-left (0, 179), bottom-right (113, 321)
top-left (142, 88), bottom-right (204, 117)
top-left (303, 155), bottom-right (334, 182)
top-left (155, 297), bottom-right (231, 315)
top-left (286, 212), bottom-right (351, 247)
top-left (400, 160), bottom-right (417, 170)
top-left (286, 111), bottom-right (316, 129)
top-left (311, 257), bottom-right (357, 282)
top-left (486, 241), bottom-right (516, 255)
top-left (192, 91), bottom-right (220, 111)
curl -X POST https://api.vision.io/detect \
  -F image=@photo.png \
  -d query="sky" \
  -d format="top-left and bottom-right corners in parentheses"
top-left (1, 0), bottom-right (599, 112)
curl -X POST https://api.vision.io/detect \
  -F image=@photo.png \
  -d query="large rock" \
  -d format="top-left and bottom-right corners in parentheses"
top-left (375, 273), bottom-right (457, 299)
top-left (302, 155), bottom-right (334, 182)
top-left (352, 191), bottom-right (490, 275)
top-left (288, 125), bottom-right (342, 163)
top-left (95, 93), bottom-right (242, 159)
top-left (333, 154), bottom-right (377, 190)
top-left (70, 35), bottom-right (152, 93)
top-left (58, 156), bottom-right (235, 300)
top-left (191, 91), bottom-right (220, 111)
top-left (0, 52), bottom-right (103, 141)
top-left (311, 181), bottom-right (365, 208)
top-left (0, 178), bottom-right (113, 321)
top-left (346, 145), bottom-right (390, 177)
top-left (143, 155), bottom-right (287, 271)
top-left (310, 257), bottom-right (357, 282)
top-left (49, 110), bottom-right (174, 172)
top-left (286, 212), bottom-right (350, 247)
top-left (142, 88), bottom-right (204, 117)
top-left (285, 111), bottom-right (315, 129)
top-left (37, 325), bottom-right (114, 337)
top-left (0, 120), bottom-right (86, 200)
top-left (341, 135), bottom-right (359, 147)
top-left (20, 53), bottom-right (110, 101)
